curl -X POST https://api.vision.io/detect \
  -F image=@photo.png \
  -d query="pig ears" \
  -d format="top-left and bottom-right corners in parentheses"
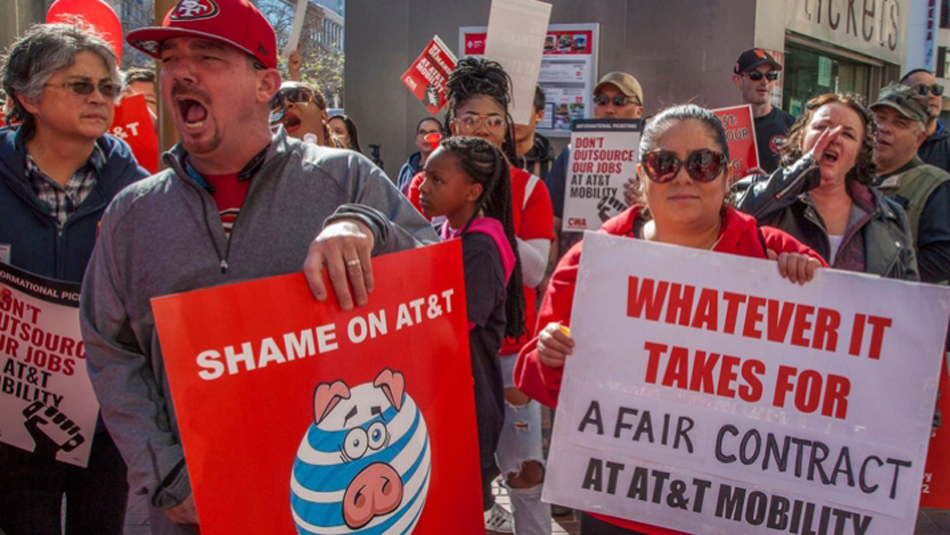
top-left (313, 380), bottom-right (351, 425)
top-left (373, 368), bottom-right (405, 411)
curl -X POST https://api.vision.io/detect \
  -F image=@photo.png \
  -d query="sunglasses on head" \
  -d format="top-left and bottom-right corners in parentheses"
top-left (45, 80), bottom-right (122, 99)
top-left (593, 94), bottom-right (641, 107)
top-left (745, 71), bottom-right (779, 82)
top-left (640, 149), bottom-right (727, 183)
top-left (914, 83), bottom-right (945, 97)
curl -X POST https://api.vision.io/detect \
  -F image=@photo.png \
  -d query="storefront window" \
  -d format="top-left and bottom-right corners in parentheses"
top-left (782, 43), bottom-right (870, 116)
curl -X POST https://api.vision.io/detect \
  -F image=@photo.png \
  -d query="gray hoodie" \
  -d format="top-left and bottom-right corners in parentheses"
top-left (79, 129), bottom-right (437, 522)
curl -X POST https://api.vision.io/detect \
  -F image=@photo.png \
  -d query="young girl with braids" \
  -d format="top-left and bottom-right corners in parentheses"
top-left (417, 136), bottom-right (525, 527)
top-left (409, 56), bottom-right (555, 534)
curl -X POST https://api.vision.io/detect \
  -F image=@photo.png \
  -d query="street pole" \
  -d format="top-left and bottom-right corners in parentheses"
top-left (154, 0), bottom-right (178, 158)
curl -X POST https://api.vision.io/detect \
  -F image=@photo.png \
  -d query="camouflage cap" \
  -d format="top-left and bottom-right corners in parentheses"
top-left (870, 83), bottom-right (932, 124)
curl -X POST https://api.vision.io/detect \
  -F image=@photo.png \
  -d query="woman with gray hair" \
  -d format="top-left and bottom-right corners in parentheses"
top-left (0, 23), bottom-right (148, 535)
top-left (515, 104), bottom-right (824, 535)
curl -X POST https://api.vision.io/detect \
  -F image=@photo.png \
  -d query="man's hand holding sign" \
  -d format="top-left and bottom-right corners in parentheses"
top-left (305, 219), bottom-right (376, 310)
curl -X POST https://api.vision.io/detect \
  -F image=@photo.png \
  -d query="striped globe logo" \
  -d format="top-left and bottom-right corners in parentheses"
top-left (291, 370), bottom-right (431, 534)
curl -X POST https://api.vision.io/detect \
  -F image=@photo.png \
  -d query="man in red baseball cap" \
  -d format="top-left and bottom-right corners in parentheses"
top-left (82, 1), bottom-right (436, 533)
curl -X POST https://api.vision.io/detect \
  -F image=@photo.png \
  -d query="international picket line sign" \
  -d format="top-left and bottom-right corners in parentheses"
top-left (0, 262), bottom-right (98, 467)
top-left (563, 119), bottom-right (641, 232)
top-left (402, 35), bottom-right (458, 115)
top-left (712, 104), bottom-right (759, 185)
top-left (545, 232), bottom-right (950, 534)
top-left (151, 241), bottom-right (484, 535)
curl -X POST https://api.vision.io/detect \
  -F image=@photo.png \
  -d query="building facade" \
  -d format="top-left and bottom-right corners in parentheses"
top-left (344, 0), bottom-right (913, 174)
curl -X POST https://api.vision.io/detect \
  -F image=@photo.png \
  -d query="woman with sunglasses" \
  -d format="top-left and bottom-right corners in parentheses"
top-left (514, 104), bottom-right (825, 535)
top-left (273, 81), bottom-right (334, 146)
top-left (0, 23), bottom-right (149, 535)
top-left (734, 93), bottom-right (918, 281)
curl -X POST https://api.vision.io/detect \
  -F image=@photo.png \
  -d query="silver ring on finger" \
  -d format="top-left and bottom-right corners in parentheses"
top-left (346, 259), bottom-right (361, 267)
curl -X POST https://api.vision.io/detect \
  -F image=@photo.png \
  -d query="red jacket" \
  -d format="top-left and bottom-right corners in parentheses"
top-left (514, 205), bottom-right (826, 535)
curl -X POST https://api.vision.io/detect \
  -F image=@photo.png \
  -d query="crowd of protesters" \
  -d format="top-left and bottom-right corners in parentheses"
top-left (1, 1), bottom-right (949, 535)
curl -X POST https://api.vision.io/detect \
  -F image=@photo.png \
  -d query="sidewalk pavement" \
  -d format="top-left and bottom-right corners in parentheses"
top-left (124, 488), bottom-right (950, 535)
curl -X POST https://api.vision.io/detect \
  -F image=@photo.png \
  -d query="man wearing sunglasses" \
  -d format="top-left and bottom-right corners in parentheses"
top-left (79, 1), bottom-right (435, 533)
top-left (901, 69), bottom-right (950, 172)
top-left (0, 23), bottom-right (149, 535)
top-left (544, 72), bottom-right (645, 287)
top-left (732, 48), bottom-right (796, 174)
top-left (870, 84), bottom-right (950, 287)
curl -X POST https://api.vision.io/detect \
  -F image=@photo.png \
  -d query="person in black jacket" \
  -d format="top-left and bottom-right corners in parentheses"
top-left (901, 69), bottom-right (950, 172)
top-left (0, 23), bottom-right (148, 535)
top-left (733, 93), bottom-right (918, 282)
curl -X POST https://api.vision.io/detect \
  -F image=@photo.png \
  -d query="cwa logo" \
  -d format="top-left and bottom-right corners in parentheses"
top-left (170, 0), bottom-right (219, 21)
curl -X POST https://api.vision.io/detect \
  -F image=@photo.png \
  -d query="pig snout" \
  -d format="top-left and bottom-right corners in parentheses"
top-left (342, 462), bottom-right (404, 529)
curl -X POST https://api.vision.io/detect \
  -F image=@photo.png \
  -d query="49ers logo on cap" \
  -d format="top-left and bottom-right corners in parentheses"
top-left (170, 0), bottom-right (220, 21)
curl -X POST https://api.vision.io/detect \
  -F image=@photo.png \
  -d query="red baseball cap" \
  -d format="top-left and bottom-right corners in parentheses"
top-left (127, 0), bottom-right (277, 69)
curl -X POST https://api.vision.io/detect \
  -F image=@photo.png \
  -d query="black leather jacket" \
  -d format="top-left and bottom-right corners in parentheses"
top-left (732, 155), bottom-right (919, 281)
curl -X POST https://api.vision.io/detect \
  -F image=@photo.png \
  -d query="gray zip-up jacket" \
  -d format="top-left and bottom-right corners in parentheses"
top-left (79, 129), bottom-right (438, 519)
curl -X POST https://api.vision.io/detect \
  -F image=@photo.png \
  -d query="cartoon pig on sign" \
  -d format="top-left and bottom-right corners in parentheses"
top-left (291, 369), bottom-right (431, 534)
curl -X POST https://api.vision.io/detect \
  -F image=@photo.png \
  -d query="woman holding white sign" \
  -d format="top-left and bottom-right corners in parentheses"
top-left (515, 104), bottom-right (825, 535)
top-left (734, 93), bottom-right (918, 280)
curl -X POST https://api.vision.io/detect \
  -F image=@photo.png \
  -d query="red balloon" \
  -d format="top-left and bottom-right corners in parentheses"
top-left (47, 0), bottom-right (124, 63)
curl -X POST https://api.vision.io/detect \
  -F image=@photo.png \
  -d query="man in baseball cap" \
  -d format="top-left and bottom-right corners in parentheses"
top-left (82, 1), bottom-right (436, 533)
top-left (543, 70), bottom-right (645, 330)
top-left (732, 48), bottom-right (795, 173)
top-left (591, 71), bottom-right (644, 119)
top-left (901, 69), bottom-right (950, 171)
top-left (870, 83), bottom-right (950, 286)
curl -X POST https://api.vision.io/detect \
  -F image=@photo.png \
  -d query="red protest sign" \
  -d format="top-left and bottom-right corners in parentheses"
top-left (151, 241), bottom-right (484, 535)
top-left (110, 94), bottom-right (158, 174)
top-left (713, 105), bottom-right (759, 185)
top-left (47, 0), bottom-right (123, 62)
top-left (402, 36), bottom-right (457, 115)
top-left (922, 357), bottom-right (950, 507)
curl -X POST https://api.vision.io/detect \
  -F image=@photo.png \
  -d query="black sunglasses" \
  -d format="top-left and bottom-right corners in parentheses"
top-left (593, 94), bottom-right (641, 107)
top-left (641, 149), bottom-right (727, 183)
top-left (280, 86), bottom-right (321, 106)
top-left (45, 80), bottom-right (122, 99)
top-left (914, 83), bottom-right (945, 97)
top-left (745, 71), bottom-right (779, 82)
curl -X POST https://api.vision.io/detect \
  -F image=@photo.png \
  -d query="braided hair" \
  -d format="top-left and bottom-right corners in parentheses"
top-left (442, 136), bottom-right (525, 339)
top-left (444, 56), bottom-right (519, 163)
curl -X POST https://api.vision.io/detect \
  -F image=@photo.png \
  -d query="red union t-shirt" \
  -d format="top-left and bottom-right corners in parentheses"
top-left (409, 166), bottom-right (554, 353)
top-left (202, 172), bottom-right (250, 235)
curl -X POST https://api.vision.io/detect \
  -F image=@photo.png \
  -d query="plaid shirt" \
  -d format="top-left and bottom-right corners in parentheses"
top-left (26, 146), bottom-right (104, 228)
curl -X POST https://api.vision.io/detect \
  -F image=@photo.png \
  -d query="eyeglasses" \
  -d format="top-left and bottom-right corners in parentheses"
top-left (914, 83), bottom-right (945, 97)
top-left (640, 149), bottom-right (727, 183)
top-left (593, 94), bottom-right (641, 107)
top-left (453, 115), bottom-right (506, 132)
top-left (45, 80), bottom-right (121, 99)
top-left (744, 71), bottom-right (779, 82)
